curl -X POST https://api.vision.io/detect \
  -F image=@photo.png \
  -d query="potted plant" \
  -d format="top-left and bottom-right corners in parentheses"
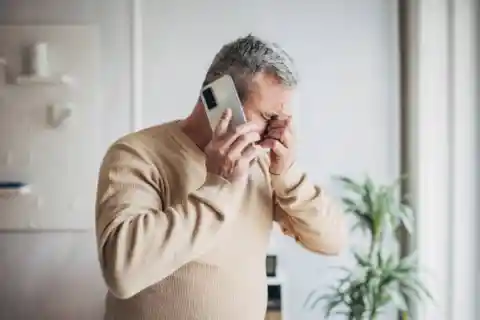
top-left (305, 175), bottom-right (432, 320)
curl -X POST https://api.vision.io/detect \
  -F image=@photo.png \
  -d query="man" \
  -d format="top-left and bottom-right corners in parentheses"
top-left (95, 34), bottom-right (347, 320)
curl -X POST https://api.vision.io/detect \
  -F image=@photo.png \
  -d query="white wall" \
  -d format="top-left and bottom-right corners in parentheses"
top-left (0, 0), bottom-right (399, 319)
top-left (142, 0), bottom-right (399, 319)
top-left (0, 0), bottom-right (131, 319)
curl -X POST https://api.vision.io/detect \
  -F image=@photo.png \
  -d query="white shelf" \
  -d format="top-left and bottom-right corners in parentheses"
top-left (15, 74), bottom-right (73, 86)
top-left (0, 57), bottom-right (72, 86)
top-left (0, 184), bottom-right (31, 198)
top-left (267, 274), bottom-right (285, 286)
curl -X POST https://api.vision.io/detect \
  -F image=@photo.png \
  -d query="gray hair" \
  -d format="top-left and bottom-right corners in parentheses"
top-left (202, 34), bottom-right (299, 102)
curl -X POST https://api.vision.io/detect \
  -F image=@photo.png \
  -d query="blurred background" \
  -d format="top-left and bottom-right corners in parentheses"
top-left (0, 0), bottom-right (477, 319)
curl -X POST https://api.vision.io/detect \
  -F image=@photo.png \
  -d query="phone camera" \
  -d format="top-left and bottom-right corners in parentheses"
top-left (202, 87), bottom-right (217, 110)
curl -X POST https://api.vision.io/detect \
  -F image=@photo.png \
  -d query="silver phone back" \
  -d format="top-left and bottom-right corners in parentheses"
top-left (201, 74), bottom-right (247, 132)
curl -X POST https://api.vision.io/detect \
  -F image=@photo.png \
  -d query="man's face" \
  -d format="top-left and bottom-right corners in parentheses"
top-left (242, 73), bottom-right (294, 137)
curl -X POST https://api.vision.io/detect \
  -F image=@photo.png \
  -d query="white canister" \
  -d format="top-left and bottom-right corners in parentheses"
top-left (30, 42), bottom-right (50, 77)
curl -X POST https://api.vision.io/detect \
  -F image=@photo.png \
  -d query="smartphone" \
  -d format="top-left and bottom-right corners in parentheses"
top-left (200, 74), bottom-right (247, 132)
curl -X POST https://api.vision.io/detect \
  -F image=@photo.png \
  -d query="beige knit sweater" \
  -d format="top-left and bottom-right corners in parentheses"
top-left (95, 120), bottom-right (347, 320)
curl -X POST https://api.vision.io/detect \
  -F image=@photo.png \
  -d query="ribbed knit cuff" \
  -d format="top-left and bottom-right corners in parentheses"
top-left (270, 163), bottom-right (305, 195)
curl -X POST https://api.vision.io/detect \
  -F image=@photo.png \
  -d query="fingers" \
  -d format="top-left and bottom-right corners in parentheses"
top-left (267, 117), bottom-right (292, 131)
top-left (238, 144), bottom-right (262, 166)
top-left (261, 115), bottom-right (293, 149)
top-left (220, 122), bottom-right (261, 148)
top-left (226, 131), bottom-right (261, 159)
top-left (265, 127), bottom-right (284, 140)
top-left (207, 110), bottom-right (265, 181)
top-left (259, 138), bottom-right (289, 157)
top-left (214, 109), bottom-right (232, 137)
top-left (262, 127), bottom-right (293, 147)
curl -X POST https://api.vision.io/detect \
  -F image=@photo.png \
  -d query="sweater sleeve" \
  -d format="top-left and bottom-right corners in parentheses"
top-left (95, 141), bottom-right (243, 299)
top-left (272, 163), bottom-right (348, 255)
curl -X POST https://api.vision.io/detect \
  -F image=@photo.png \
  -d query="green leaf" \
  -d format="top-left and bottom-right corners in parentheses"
top-left (400, 283), bottom-right (423, 301)
top-left (341, 197), bottom-right (359, 209)
top-left (398, 252), bottom-right (418, 271)
top-left (352, 213), bottom-right (375, 235)
top-left (399, 204), bottom-right (415, 233)
top-left (353, 252), bottom-right (370, 268)
top-left (325, 298), bottom-right (344, 317)
top-left (389, 290), bottom-right (409, 311)
top-left (365, 176), bottom-right (375, 194)
top-left (309, 294), bottom-right (331, 310)
top-left (306, 174), bottom-right (431, 320)
top-left (363, 178), bottom-right (375, 213)
top-left (334, 176), bottom-right (364, 194)
top-left (377, 250), bottom-right (384, 267)
top-left (399, 274), bottom-right (433, 303)
top-left (351, 221), bottom-right (368, 233)
top-left (303, 290), bottom-right (317, 309)
top-left (410, 277), bottom-right (434, 301)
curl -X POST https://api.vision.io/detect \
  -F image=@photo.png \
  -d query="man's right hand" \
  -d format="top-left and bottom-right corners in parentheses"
top-left (205, 109), bottom-right (262, 182)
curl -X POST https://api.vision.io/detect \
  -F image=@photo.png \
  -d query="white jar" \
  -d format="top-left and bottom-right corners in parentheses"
top-left (30, 42), bottom-right (50, 77)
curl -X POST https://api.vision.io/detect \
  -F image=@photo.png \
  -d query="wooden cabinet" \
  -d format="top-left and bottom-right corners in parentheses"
top-left (266, 283), bottom-right (283, 320)
top-left (265, 310), bottom-right (282, 320)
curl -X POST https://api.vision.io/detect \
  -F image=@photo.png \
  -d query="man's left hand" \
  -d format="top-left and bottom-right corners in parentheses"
top-left (258, 116), bottom-right (295, 175)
